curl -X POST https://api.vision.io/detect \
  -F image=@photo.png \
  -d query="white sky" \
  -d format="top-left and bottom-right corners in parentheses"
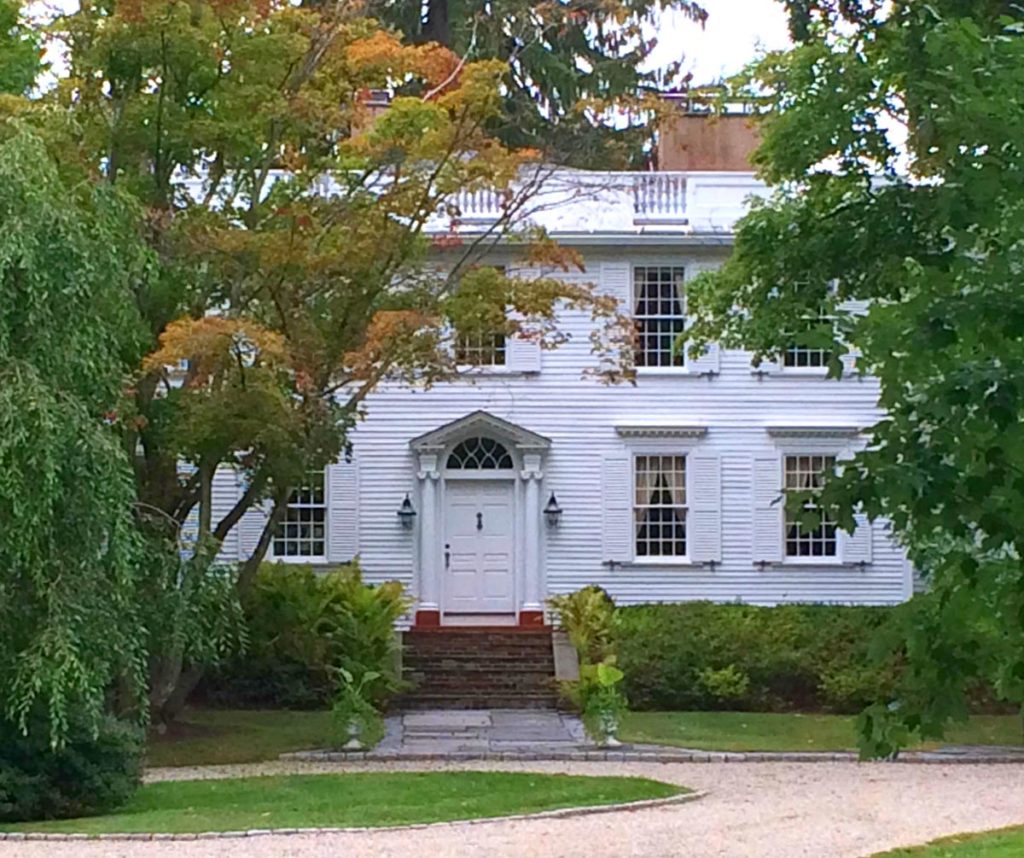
top-left (37, 0), bottom-right (793, 90)
top-left (650, 0), bottom-right (792, 85)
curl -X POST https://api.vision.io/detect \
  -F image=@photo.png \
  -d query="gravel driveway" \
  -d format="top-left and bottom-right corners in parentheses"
top-left (10, 759), bottom-right (1024, 858)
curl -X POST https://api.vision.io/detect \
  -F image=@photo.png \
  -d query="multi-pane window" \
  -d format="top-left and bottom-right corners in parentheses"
top-left (634, 266), bottom-right (686, 368)
top-left (634, 454), bottom-right (687, 557)
top-left (455, 265), bottom-right (507, 367)
top-left (784, 313), bottom-right (833, 368)
top-left (784, 345), bottom-right (830, 368)
top-left (784, 455), bottom-right (837, 557)
top-left (455, 332), bottom-right (506, 366)
top-left (273, 470), bottom-right (327, 558)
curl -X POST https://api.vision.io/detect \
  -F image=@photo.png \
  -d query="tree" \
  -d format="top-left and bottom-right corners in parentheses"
top-left (38, 0), bottom-right (629, 723)
top-left (0, 126), bottom-right (149, 746)
top-left (370, 0), bottom-right (708, 167)
top-left (688, 1), bottom-right (1024, 755)
top-left (0, 0), bottom-right (41, 96)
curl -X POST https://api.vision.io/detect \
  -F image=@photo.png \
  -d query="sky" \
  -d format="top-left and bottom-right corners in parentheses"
top-left (37, 0), bottom-right (794, 89)
top-left (650, 0), bottom-right (792, 85)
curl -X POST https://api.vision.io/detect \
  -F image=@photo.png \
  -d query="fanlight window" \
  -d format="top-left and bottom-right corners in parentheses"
top-left (447, 437), bottom-right (514, 470)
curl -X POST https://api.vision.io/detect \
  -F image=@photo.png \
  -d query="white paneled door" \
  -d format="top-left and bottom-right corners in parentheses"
top-left (443, 480), bottom-right (516, 616)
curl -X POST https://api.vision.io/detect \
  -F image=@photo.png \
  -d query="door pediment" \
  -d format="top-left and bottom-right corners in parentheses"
top-left (409, 410), bottom-right (551, 454)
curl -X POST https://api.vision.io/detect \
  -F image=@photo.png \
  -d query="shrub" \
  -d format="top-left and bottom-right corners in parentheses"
top-left (330, 668), bottom-right (386, 750)
top-left (616, 602), bottom-right (901, 713)
top-left (0, 714), bottom-right (142, 822)
top-left (197, 563), bottom-right (409, 709)
top-left (548, 586), bottom-right (617, 664)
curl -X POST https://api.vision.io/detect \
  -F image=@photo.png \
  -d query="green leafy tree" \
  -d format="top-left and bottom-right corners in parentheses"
top-left (33, 0), bottom-right (630, 723)
top-left (0, 126), bottom-right (149, 746)
top-left (370, 0), bottom-right (708, 167)
top-left (0, 0), bottom-right (41, 96)
top-left (688, 1), bottom-right (1024, 756)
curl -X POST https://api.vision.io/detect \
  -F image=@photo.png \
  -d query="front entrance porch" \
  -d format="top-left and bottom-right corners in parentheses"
top-left (408, 411), bottom-right (552, 628)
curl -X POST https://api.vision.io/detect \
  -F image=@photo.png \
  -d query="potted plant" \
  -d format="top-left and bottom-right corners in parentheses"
top-left (331, 668), bottom-right (385, 750)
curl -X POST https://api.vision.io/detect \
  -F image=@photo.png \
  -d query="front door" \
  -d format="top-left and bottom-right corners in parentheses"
top-left (443, 480), bottom-right (516, 617)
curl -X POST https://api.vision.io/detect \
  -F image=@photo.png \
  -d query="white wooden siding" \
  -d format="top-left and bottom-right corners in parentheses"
top-left (210, 245), bottom-right (911, 607)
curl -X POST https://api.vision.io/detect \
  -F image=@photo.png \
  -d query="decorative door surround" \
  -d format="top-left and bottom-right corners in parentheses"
top-left (409, 411), bottom-right (551, 627)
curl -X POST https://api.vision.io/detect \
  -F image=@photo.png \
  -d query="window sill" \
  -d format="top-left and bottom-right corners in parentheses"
top-left (635, 366), bottom-right (693, 377)
top-left (610, 557), bottom-right (699, 568)
top-left (456, 366), bottom-right (533, 377)
top-left (269, 556), bottom-right (328, 565)
top-left (766, 558), bottom-right (863, 568)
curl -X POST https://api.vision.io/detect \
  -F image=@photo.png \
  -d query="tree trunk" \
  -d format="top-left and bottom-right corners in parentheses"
top-left (155, 664), bottom-right (205, 727)
top-left (422, 0), bottom-right (451, 46)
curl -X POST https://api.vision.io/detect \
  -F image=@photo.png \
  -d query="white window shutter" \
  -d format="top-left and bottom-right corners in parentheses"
top-left (237, 483), bottom-right (270, 561)
top-left (684, 261), bottom-right (720, 375)
top-left (211, 467), bottom-right (240, 563)
top-left (840, 512), bottom-right (873, 565)
top-left (752, 454), bottom-right (784, 564)
top-left (506, 335), bottom-right (542, 373)
top-left (600, 261), bottom-right (631, 308)
top-left (602, 455), bottom-right (633, 564)
top-left (687, 453), bottom-right (722, 563)
top-left (328, 459), bottom-right (359, 564)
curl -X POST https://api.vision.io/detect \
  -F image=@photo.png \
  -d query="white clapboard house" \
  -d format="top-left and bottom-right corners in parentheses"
top-left (205, 110), bottom-right (913, 633)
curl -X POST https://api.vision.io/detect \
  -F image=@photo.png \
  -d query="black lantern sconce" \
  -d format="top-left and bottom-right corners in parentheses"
top-left (397, 494), bottom-right (417, 530)
top-left (543, 492), bottom-right (563, 528)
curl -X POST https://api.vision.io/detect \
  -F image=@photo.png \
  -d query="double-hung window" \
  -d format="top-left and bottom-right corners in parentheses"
top-left (634, 266), bottom-right (686, 368)
top-left (783, 345), bottom-right (830, 369)
top-left (455, 265), bottom-right (507, 367)
top-left (634, 454), bottom-right (687, 557)
top-left (455, 332), bottom-right (506, 367)
top-left (783, 455), bottom-right (837, 557)
top-left (273, 470), bottom-right (327, 558)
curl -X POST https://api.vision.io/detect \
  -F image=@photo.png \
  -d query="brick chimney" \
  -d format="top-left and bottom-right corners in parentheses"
top-left (351, 88), bottom-right (392, 137)
top-left (656, 92), bottom-right (760, 172)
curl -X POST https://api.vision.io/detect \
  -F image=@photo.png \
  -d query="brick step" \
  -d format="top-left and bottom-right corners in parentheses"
top-left (395, 693), bottom-right (558, 710)
top-left (403, 663), bottom-right (557, 675)
top-left (404, 667), bottom-right (554, 679)
top-left (404, 675), bottom-right (555, 691)
top-left (404, 654), bottom-right (554, 665)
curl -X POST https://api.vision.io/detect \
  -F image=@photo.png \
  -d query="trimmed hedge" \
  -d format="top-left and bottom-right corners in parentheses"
top-left (0, 715), bottom-right (143, 822)
top-left (616, 602), bottom-right (903, 713)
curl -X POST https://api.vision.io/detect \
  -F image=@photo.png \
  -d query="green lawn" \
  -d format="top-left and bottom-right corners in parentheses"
top-left (147, 709), bottom-right (333, 767)
top-left (619, 711), bottom-right (1024, 752)
top-left (874, 826), bottom-right (1024, 856)
top-left (1, 772), bottom-right (684, 835)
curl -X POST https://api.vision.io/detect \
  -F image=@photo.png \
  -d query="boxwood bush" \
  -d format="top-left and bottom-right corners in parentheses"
top-left (616, 602), bottom-right (903, 713)
top-left (0, 714), bottom-right (142, 822)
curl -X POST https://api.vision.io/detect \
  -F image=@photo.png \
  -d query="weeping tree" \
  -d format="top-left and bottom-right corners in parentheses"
top-left (369, 0), bottom-right (708, 167)
top-left (0, 126), bottom-right (150, 746)
top-left (31, 0), bottom-right (632, 724)
top-left (688, 0), bottom-right (1024, 755)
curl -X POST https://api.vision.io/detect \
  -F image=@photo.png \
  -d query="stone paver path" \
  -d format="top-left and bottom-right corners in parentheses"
top-left (7, 759), bottom-right (1024, 857)
top-left (374, 708), bottom-right (587, 755)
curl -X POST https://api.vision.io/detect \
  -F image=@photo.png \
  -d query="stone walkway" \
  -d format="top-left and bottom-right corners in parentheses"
top-left (375, 709), bottom-right (587, 755)
top-left (284, 708), bottom-right (1024, 765)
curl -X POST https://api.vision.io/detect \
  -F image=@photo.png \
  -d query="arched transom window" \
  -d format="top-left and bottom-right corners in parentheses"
top-left (447, 436), bottom-right (514, 470)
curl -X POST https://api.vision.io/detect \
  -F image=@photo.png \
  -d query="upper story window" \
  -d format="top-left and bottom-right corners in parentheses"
top-left (273, 470), bottom-right (326, 558)
top-left (784, 454), bottom-right (837, 557)
top-left (634, 266), bottom-right (686, 368)
top-left (784, 345), bottom-right (830, 369)
top-left (634, 454), bottom-right (687, 557)
top-left (455, 265), bottom-right (507, 367)
top-left (455, 332), bottom-right (506, 367)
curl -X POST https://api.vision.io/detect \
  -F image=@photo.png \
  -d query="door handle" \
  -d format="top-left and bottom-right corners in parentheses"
top-left (476, 512), bottom-right (483, 531)
top-left (444, 543), bottom-right (450, 569)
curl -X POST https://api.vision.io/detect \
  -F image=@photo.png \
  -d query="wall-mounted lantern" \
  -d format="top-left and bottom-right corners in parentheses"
top-left (543, 492), bottom-right (563, 528)
top-left (397, 494), bottom-right (417, 530)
